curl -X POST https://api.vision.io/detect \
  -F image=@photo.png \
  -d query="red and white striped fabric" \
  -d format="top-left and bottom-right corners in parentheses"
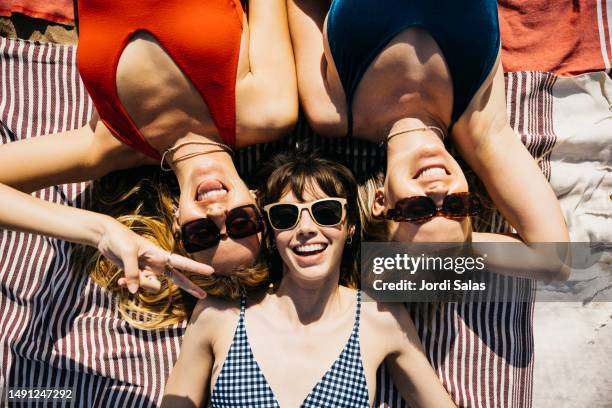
top-left (0, 37), bottom-right (184, 407)
top-left (373, 70), bottom-right (560, 408)
top-left (3, 3), bottom-right (609, 405)
top-left (0, 36), bottom-right (540, 408)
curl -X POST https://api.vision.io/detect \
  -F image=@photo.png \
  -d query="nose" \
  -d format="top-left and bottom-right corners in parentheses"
top-left (423, 183), bottom-right (450, 207)
top-left (205, 204), bottom-right (228, 234)
top-left (296, 209), bottom-right (317, 238)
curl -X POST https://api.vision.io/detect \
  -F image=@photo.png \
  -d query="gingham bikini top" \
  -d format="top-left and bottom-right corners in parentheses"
top-left (210, 290), bottom-right (369, 407)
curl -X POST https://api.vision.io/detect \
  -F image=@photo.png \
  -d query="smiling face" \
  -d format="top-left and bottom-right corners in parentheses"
top-left (272, 186), bottom-right (350, 284)
top-left (373, 132), bottom-right (471, 242)
top-left (173, 151), bottom-right (262, 275)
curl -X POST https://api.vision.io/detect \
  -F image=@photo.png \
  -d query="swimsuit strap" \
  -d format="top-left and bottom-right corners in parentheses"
top-left (353, 289), bottom-right (362, 335)
top-left (239, 296), bottom-right (247, 320)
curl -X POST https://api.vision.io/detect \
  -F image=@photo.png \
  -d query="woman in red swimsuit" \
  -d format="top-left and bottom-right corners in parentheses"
top-left (0, 0), bottom-right (298, 321)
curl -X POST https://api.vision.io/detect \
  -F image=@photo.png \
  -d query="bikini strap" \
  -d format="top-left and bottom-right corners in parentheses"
top-left (239, 296), bottom-right (247, 320)
top-left (353, 290), bottom-right (362, 333)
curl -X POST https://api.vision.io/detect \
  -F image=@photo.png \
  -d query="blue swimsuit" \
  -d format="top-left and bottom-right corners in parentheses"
top-left (326, 0), bottom-right (500, 135)
top-left (210, 291), bottom-right (369, 407)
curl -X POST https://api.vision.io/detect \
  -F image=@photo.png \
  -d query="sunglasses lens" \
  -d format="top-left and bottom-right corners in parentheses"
top-left (268, 204), bottom-right (299, 230)
top-left (226, 206), bottom-right (262, 238)
top-left (396, 197), bottom-right (436, 220)
top-left (311, 199), bottom-right (344, 226)
top-left (443, 193), bottom-right (473, 217)
top-left (182, 219), bottom-right (220, 253)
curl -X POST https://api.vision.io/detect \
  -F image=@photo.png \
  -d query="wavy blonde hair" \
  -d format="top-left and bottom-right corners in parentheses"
top-left (73, 166), bottom-right (268, 330)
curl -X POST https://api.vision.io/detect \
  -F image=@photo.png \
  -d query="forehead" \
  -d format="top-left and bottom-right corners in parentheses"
top-left (278, 181), bottom-right (327, 203)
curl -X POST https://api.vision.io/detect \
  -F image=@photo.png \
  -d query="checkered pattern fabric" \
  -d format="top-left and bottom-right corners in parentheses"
top-left (210, 291), bottom-right (369, 407)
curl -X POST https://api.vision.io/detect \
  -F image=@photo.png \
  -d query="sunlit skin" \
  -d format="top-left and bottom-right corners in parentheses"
top-left (273, 187), bottom-right (352, 286)
top-left (371, 130), bottom-right (471, 242)
top-left (162, 172), bottom-right (457, 408)
top-left (173, 148), bottom-right (262, 275)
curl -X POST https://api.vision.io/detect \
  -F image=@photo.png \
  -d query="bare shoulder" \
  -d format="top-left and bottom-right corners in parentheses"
top-left (361, 301), bottom-right (413, 336)
top-left (189, 296), bottom-right (241, 336)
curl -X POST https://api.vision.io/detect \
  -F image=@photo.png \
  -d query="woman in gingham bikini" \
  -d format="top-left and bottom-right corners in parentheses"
top-left (162, 151), bottom-right (456, 407)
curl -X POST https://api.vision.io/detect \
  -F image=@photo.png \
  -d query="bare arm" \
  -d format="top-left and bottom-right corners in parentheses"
top-left (0, 114), bottom-right (146, 193)
top-left (286, 0), bottom-right (346, 136)
top-left (162, 299), bottom-right (217, 408)
top-left (237, 0), bottom-right (298, 141)
top-left (382, 303), bottom-right (456, 408)
top-left (453, 54), bottom-right (569, 244)
top-left (0, 182), bottom-right (212, 296)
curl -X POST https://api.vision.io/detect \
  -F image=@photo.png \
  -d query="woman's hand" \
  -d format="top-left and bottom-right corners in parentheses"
top-left (96, 216), bottom-right (213, 298)
top-left (0, 183), bottom-right (213, 298)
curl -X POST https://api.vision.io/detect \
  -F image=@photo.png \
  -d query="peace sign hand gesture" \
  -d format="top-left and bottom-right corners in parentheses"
top-left (96, 215), bottom-right (213, 299)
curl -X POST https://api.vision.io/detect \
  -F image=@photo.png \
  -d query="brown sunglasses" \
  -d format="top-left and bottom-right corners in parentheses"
top-left (376, 192), bottom-right (481, 222)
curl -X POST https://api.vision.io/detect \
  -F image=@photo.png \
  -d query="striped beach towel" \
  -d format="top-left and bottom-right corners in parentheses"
top-left (0, 36), bottom-right (536, 408)
top-left (2, 2), bottom-right (611, 406)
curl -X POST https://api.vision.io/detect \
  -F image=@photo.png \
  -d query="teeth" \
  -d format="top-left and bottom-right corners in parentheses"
top-left (295, 244), bottom-right (325, 253)
top-left (417, 166), bottom-right (446, 179)
top-left (197, 188), bottom-right (227, 201)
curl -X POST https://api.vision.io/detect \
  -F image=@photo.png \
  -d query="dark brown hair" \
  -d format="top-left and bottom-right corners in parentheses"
top-left (255, 150), bottom-right (361, 288)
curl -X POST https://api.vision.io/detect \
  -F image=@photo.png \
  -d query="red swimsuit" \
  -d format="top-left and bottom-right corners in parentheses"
top-left (76, 0), bottom-right (243, 160)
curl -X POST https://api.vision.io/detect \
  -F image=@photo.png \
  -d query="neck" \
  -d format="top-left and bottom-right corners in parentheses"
top-left (273, 270), bottom-right (344, 325)
top-left (386, 119), bottom-right (446, 157)
top-left (173, 147), bottom-right (236, 185)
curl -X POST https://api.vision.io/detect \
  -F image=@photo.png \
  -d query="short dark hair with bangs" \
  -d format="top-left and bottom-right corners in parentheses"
top-left (255, 149), bottom-right (361, 288)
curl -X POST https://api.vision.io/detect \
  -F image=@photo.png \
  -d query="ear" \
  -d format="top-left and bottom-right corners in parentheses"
top-left (371, 187), bottom-right (386, 217)
top-left (348, 224), bottom-right (356, 239)
top-left (172, 208), bottom-right (181, 236)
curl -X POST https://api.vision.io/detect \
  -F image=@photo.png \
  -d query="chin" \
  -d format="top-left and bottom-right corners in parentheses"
top-left (392, 218), bottom-right (471, 243)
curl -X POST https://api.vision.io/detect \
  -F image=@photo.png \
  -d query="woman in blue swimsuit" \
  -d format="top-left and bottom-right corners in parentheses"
top-left (161, 151), bottom-right (456, 407)
top-left (287, 0), bottom-right (569, 261)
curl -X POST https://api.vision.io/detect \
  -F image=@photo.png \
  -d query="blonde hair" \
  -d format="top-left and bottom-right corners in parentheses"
top-left (357, 163), bottom-right (493, 242)
top-left (73, 167), bottom-right (268, 330)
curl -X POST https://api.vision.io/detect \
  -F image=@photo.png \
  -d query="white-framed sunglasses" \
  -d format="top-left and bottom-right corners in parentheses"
top-left (263, 198), bottom-right (347, 231)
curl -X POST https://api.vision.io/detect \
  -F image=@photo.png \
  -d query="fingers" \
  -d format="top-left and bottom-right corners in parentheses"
top-left (118, 271), bottom-right (160, 293)
top-left (164, 267), bottom-right (208, 300)
top-left (140, 270), bottom-right (161, 292)
top-left (122, 247), bottom-right (141, 294)
top-left (167, 253), bottom-right (214, 275)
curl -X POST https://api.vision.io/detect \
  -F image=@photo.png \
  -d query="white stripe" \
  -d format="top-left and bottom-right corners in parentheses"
top-left (6, 40), bottom-right (16, 132)
top-left (0, 39), bottom-right (8, 123)
top-left (53, 45), bottom-right (63, 134)
top-left (36, 43), bottom-right (44, 137)
top-left (484, 297), bottom-right (492, 408)
top-left (61, 46), bottom-right (70, 132)
top-left (44, 43), bottom-right (52, 135)
top-left (70, 47), bottom-right (78, 129)
top-left (475, 301), bottom-right (484, 408)
top-left (457, 303), bottom-right (467, 407)
top-left (465, 303), bottom-right (477, 408)
top-left (500, 278), bottom-right (509, 407)
top-left (597, 0), bottom-right (612, 71)
top-left (443, 305), bottom-right (453, 400)
top-left (25, 43), bottom-right (35, 138)
top-left (15, 41), bottom-right (25, 138)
